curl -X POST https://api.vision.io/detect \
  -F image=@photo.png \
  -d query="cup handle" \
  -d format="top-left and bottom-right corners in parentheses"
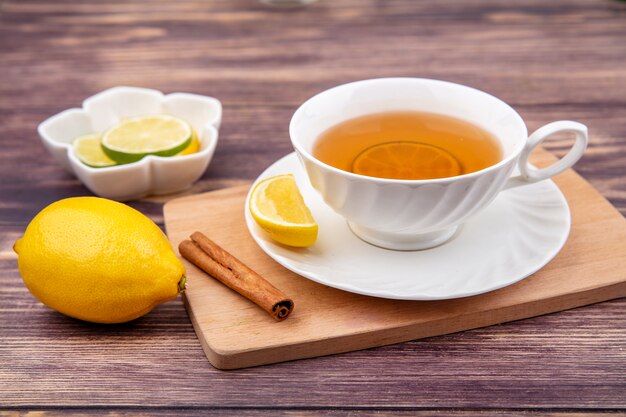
top-left (504, 121), bottom-right (588, 189)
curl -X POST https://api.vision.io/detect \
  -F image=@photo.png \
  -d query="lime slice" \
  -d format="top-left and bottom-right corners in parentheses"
top-left (102, 115), bottom-right (192, 164)
top-left (73, 134), bottom-right (117, 168)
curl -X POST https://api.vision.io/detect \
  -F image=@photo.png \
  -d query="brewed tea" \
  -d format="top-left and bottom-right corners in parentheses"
top-left (313, 111), bottom-right (502, 180)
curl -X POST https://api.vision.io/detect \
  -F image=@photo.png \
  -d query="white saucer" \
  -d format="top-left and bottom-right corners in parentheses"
top-left (244, 153), bottom-right (571, 300)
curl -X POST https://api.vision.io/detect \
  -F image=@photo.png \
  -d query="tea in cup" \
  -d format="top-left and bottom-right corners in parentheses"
top-left (289, 78), bottom-right (588, 250)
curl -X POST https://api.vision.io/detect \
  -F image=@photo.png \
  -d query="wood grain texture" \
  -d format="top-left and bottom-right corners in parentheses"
top-left (3, 412), bottom-right (625, 417)
top-left (0, 0), bottom-right (625, 414)
top-left (1, 412), bottom-right (624, 417)
top-left (164, 149), bottom-right (626, 369)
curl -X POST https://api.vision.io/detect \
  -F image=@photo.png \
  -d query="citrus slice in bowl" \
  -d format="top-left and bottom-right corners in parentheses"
top-left (102, 115), bottom-right (192, 164)
top-left (352, 141), bottom-right (462, 180)
top-left (73, 134), bottom-right (117, 168)
top-left (249, 174), bottom-right (318, 247)
top-left (176, 129), bottom-right (200, 156)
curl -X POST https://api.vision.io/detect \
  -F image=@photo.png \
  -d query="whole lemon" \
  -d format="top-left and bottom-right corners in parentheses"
top-left (13, 197), bottom-right (186, 323)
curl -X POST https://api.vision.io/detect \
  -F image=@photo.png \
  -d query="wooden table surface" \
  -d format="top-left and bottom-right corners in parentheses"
top-left (1, 0), bottom-right (625, 415)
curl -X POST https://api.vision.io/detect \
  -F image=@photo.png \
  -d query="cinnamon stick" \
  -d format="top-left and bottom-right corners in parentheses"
top-left (179, 232), bottom-right (294, 321)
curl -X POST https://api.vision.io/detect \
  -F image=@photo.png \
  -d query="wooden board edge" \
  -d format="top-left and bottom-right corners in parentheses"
top-left (163, 184), bottom-right (252, 225)
top-left (181, 292), bottom-right (227, 370)
top-left (554, 164), bottom-right (626, 221)
top-left (202, 281), bottom-right (626, 370)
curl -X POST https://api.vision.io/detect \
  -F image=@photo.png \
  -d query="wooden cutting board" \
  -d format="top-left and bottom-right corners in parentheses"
top-left (163, 149), bottom-right (626, 370)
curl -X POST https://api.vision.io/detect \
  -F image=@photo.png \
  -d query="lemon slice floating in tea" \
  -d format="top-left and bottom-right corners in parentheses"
top-left (352, 141), bottom-right (462, 180)
top-left (102, 115), bottom-right (192, 164)
top-left (73, 134), bottom-right (117, 168)
top-left (249, 174), bottom-right (318, 247)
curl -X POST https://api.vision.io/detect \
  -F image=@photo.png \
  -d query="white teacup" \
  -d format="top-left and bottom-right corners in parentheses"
top-left (289, 78), bottom-right (588, 250)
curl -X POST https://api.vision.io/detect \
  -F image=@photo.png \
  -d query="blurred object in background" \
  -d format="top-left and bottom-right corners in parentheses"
top-left (260, 0), bottom-right (317, 6)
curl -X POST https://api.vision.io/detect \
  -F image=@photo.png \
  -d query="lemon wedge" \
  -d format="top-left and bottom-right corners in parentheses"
top-left (73, 134), bottom-right (117, 168)
top-left (102, 115), bottom-right (192, 164)
top-left (249, 174), bottom-right (318, 247)
top-left (176, 129), bottom-right (200, 156)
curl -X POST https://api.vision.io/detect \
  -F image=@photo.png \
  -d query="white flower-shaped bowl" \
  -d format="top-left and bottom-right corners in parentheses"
top-left (38, 86), bottom-right (221, 201)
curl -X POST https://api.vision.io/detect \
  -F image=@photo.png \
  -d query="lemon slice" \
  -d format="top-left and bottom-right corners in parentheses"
top-left (249, 174), bottom-right (318, 247)
top-left (73, 134), bottom-right (117, 168)
top-left (352, 141), bottom-right (462, 180)
top-left (102, 115), bottom-right (192, 164)
top-left (176, 129), bottom-right (200, 156)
